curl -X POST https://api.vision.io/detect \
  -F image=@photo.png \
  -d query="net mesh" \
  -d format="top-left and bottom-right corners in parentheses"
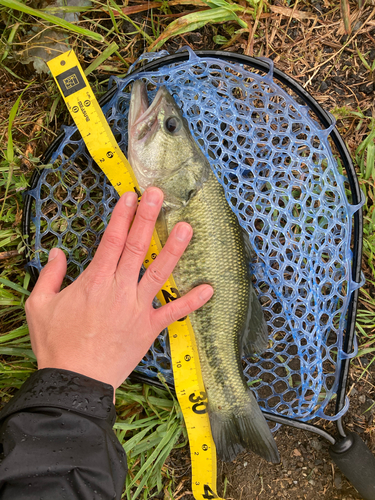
top-left (25, 49), bottom-right (364, 422)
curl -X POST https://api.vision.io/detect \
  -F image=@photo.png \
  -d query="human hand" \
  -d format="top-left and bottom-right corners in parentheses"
top-left (25, 188), bottom-right (213, 392)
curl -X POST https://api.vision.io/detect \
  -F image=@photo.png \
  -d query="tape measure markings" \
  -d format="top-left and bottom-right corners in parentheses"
top-left (47, 50), bottom-right (224, 500)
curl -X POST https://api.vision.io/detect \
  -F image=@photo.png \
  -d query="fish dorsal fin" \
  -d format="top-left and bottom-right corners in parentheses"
top-left (155, 208), bottom-right (169, 247)
top-left (240, 229), bottom-right (269, 357)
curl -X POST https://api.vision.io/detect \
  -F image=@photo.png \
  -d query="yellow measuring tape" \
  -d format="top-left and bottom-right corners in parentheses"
top-left (47, 50), bottom-right (224, 500)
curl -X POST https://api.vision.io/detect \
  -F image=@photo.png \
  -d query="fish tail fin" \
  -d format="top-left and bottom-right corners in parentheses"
top-left (210, 392), bottom-right (280, 464)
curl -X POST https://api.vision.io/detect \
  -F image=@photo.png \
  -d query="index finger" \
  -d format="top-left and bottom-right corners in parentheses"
top-left (115, 187), bottom-right (164, 285)
top-left (86, 191), bottom-right (138, 278)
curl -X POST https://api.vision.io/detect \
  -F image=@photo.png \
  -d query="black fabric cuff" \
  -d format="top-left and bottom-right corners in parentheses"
top-left (0, 368), bottom-right (116, 424)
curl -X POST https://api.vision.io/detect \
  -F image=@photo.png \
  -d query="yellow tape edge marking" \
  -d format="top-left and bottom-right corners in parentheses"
top-left (47, 50), bottom-right (224, 500)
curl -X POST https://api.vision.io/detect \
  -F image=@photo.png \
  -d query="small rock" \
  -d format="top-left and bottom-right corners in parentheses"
top-left (315, 459), bottom-right (323, 465)
top-left (334, 473), bottom-right (343, 490)
top-left (243, 461), bottom-right (248, 467)
top-left (320, 81), bottom-right (328, 91)
top-left (363, 399), bottom-right (375, 416)
top-left (309, 480), bottom-right (316, 486)
top-left (293, 448), bottom-right (302, 457)
top-left (359, 83), bottom-right (374, 95)
top-left (310, 439), bottom-right (323, 451)
top-left (187, 33), bottom-right (202, 43)
top-left (312, 0), bottom-right (322, 10)
top-left (359, 394), bottom-right (366, 404)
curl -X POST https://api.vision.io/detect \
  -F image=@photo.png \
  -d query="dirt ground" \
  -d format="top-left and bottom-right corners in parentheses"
top-left (159, 357), bottom-right (375, 500)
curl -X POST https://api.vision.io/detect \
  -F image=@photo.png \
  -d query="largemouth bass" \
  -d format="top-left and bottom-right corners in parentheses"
top-left (128, 80), bottom-right (280, 464)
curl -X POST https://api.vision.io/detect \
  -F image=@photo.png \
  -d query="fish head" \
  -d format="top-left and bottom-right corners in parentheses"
top-left (128, 80), bottom-right (210, 209)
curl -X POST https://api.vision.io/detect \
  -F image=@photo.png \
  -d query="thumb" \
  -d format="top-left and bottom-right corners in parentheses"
top-left (33, 248), bottom-right (67, 295)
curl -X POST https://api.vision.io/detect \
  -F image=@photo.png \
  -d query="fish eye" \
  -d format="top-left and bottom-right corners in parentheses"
top-left (165, 116), bottom-right (181, 134)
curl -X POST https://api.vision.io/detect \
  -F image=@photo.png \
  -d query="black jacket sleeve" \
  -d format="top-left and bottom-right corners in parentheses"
top-left (0, 368), bottom-right (127, 500)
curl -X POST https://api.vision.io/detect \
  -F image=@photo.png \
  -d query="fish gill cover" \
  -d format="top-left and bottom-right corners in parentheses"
top-left (25, 48), bottom-right (364, 424)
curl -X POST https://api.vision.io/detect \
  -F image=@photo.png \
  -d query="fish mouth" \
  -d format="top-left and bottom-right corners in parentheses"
top-left (128, 80), bottom-right (172, 131)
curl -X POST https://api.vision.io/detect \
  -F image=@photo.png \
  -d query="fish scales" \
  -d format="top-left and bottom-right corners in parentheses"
top-left (166, 169), bottom-right (251, 410)
top-left (128, 80), bottom-right (280, 463)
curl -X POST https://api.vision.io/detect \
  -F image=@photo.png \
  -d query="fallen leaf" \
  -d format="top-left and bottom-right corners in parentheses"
top-left (269, 5), bottom-right (317, 21)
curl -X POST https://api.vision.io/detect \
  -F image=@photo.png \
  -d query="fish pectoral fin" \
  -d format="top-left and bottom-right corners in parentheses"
top-left (155, 208), bottom-right (169, 247)
top-left (240, 284), bottom-right (269, 357)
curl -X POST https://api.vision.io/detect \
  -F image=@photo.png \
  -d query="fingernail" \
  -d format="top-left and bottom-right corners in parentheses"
top-left (124, 191), bottom-right (137, 207)
top-left (175, 223), bottom-right (192, 242)
top-left (199, 285), bottom-right (213, 301)
top-left (145, 187), bottom-right (162, 206)
top-left (48, 248), bottom-right (59, 262)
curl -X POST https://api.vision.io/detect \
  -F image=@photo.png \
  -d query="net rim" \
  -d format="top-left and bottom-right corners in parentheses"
top-left (22, 50), bottom-right (363, 425)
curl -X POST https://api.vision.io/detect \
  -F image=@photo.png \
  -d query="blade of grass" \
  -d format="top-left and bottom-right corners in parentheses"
top-left (0, 326), bottom-right (29, 343)
top-left (124, 423), bottom-right (160, 454)
top-left (340, 0), bottom-right (351, 35)
top-left (1, 21), bottom-right (20, 62)
top-left (41, 5), bottom-right (90, 13)
top-left (356, 46), bottom-right (371, 72)
top-left (0, 299), bottom-right (21, 306)
top-left (114, 415), bottom-right (161, 431)
top-left (0, 347), bottom-right (36, 359)
top-left (107, 0), bottom-right (120, 34)
top-left (149, 5), bottom-right (247, 51)
top-left (129, 421), bottom-right (180, 496)
top-left (1, 81), bottom-right (32, 220)
top-left (84, 41), bottom-right (119, 76)
top-left (366, 142), bottom-right (375, 181)
top-left (0, 277), bottom-right (30, 296)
